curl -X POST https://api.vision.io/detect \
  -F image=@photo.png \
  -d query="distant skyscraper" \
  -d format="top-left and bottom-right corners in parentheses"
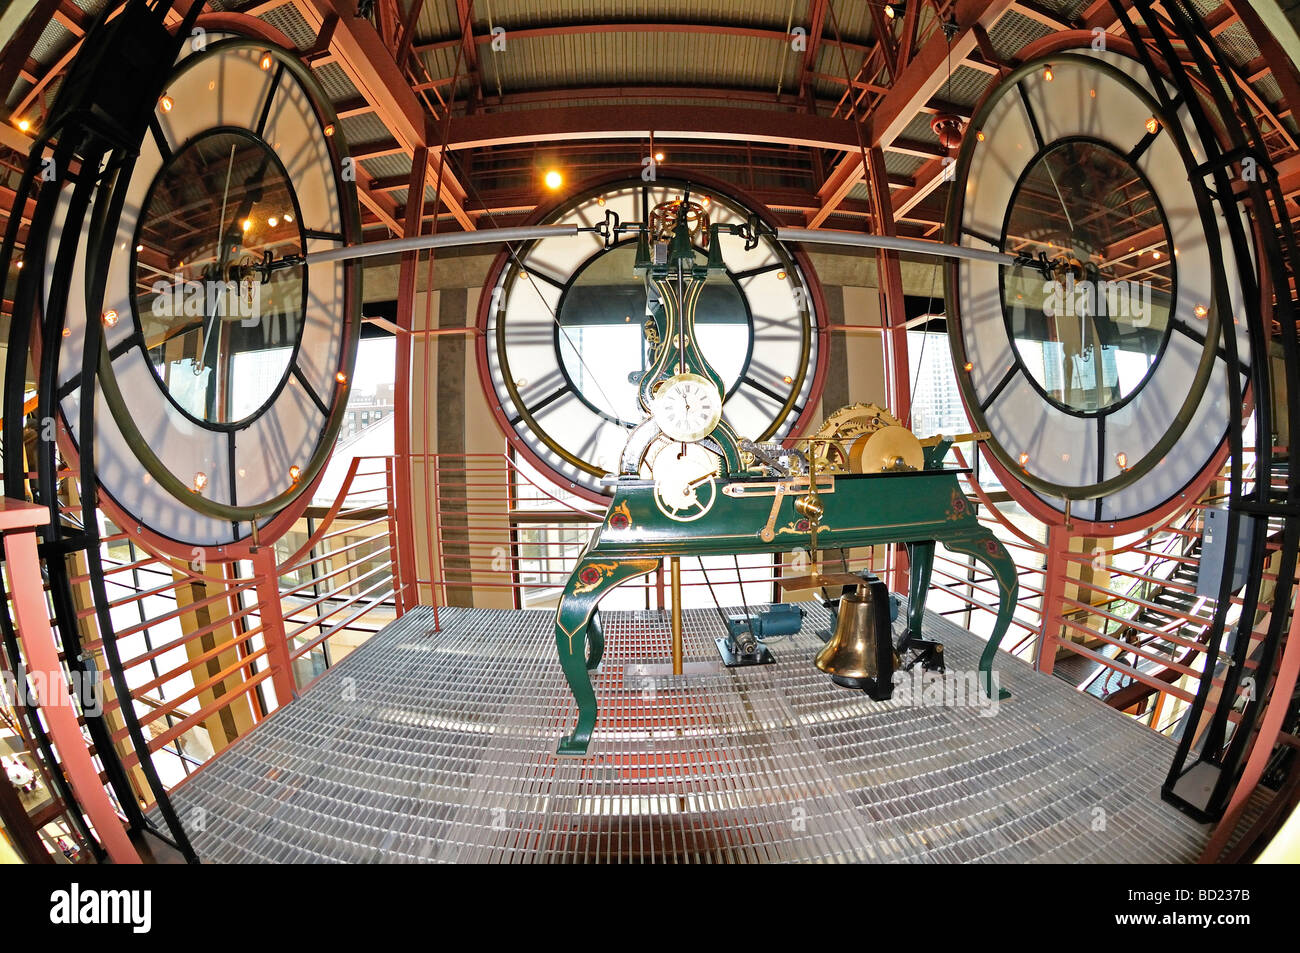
top-left (908, 330), bottom-right (967, 436)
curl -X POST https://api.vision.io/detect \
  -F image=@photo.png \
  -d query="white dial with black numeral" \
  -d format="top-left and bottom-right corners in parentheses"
top-left (652, 373), bottom-right (722, 442)
top-left (946, 49), bottom-right (1251, 526)
top-left (478, 177), bottom-right (825, 501)
top-left (53, 36), bottom-right (359, 549)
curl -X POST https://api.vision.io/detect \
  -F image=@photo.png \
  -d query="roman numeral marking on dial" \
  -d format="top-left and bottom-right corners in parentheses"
top-left (979, 365), bottom-right (1019, 413)
top-left (732, 262), bottom-right (784, 281)
top-left (519, 266), bottom-right (565, 290)
top-left (1017, 82), bottom-right (1045, 151)
top-left (294, 366), bottom-right (330, 416)
top-left (255, 65), bottom-right (285, 137)
top-left (149, 117), bottom-right (173, 162)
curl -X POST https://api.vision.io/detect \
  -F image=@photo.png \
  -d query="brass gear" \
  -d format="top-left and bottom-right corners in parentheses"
top-left (809, 403), bottom-right (908, 474)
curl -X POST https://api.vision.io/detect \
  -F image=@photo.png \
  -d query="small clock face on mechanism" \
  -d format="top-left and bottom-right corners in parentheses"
top-left (652, 373), bottom-right (723, 442)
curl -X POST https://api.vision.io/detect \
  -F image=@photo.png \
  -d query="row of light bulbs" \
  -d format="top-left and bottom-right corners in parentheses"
top-left (191, 463), bottom-right (301, 494)
top-left (1017, 449), bottom-right (1130, 471)
top-left (152, 51), bottom-right (337, 136)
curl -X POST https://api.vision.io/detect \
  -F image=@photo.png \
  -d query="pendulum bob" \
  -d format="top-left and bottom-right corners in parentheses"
top-left (816, 576), bottom-right (896, 700)
top-left (794, 492), bottom-right (825, 523)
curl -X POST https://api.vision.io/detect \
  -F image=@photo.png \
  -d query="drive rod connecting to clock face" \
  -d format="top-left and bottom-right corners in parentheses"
top-left (267, 222), bottom-right (1051, 273)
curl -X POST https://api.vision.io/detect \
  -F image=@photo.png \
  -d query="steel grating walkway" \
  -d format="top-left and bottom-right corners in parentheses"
top-left (156, 605), bottom-right (1210, 863)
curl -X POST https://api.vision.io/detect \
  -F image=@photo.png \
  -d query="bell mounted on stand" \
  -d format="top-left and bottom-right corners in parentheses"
top-left (816, 573), bottom-right (899, 700)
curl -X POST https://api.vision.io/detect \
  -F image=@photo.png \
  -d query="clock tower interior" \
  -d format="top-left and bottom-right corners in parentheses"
top-left (0, 0), bottom-right (1297, 883)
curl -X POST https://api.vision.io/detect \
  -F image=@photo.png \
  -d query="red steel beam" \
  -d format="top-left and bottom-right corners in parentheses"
top-left (414, 21), bottom-right (875, 56)
top-left (797, 0), bottom-right (830, 104)
top-left (809, 0), bottom-right (1016, 228)
top-left (0, 0), bottom-right (62, 112)
top-left (393, 148), bottom-right (426, 614)
top-left (305, 0), bottom-right (475, 231)
top-left (441, 102), bottom-right (864, 152)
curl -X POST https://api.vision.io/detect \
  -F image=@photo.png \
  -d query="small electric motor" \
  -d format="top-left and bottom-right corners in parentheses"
top-left (716, 602), bottom-right (803, 667)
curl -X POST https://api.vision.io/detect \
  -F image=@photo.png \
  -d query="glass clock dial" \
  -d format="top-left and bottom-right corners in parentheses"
top-left (53, 36), bottom-right (360, 551)
top-left (652, 373), bottom-right (722, 442)
top-left (946, 49), bottom-right (1252, 527)
top-left (478, 177), bottom-right (826, 501)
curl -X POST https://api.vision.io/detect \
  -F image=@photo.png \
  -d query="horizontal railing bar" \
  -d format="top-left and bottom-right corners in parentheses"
top-left (279, 546), bottom-right (393, 599)
top-left (286, 577), bottom-right (394, 645)
top-left (124, 672), bottom-right (274, 765)
top-left (287, 590), bottom-right (395, 661)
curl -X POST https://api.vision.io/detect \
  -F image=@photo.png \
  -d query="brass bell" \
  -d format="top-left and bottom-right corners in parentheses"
top-left (816, 576), bottom-right (895, 700)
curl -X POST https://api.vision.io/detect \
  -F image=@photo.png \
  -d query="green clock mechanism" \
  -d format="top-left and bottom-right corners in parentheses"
top-left (552, 194), bottom-right (1020, 756)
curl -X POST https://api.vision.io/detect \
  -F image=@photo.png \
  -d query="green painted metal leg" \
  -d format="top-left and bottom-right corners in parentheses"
top-left (943, 532), bottom-right (1018, 700)
top-left (905, 541), bottom-right (936, 644)
top-left (554, 557), bottom-right (658, 756)
top-left (586, 610), bottom-right (604, 671)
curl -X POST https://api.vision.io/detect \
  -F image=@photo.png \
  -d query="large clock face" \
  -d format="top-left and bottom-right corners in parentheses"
top-left (946, 50), bottom-right (1252, 527)
top-left (478, 178), bottom-right (825, 500)
top-left (53, 36), bottom-right (360, 550)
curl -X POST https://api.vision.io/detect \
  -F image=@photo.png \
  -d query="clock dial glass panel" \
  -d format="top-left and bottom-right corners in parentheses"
top-left (134, 128), bottom-right (306, 424)
top-left (948, 51), bottom-right (1253, 525)
top-left (52, 37), bottom-right (359, 550)
top-left (555, 241), bottom-right (748, 426)
top-left (1001, 139), bottom-right (1174, 414)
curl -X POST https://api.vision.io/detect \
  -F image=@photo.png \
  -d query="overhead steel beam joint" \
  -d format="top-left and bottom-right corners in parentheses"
top-left (808, 0), bottom-right (1017, 228)
top-left (441, 103), bottom-right (866, 152)
top-left (306, 0), bottom-right (475, 231)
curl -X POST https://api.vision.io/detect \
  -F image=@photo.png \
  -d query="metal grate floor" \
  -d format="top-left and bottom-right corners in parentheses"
top-left (156, 605), bottom-right (1210, 863)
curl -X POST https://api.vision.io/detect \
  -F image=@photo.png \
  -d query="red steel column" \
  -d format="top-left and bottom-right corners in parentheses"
top-left (393, 147), bottom-right (429, 613)
top-left (250, 545), bottom-right (296, 707)
top-left (1, 501), bottom-right (139, 863)
top-left (866, 145), bottom-right (912, 593)
top-left (1035, 523), bottom-right (1070, 675)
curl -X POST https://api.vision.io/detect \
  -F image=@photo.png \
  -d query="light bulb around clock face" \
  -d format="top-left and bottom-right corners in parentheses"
top-left (652, 373), bottom-right (723, 443)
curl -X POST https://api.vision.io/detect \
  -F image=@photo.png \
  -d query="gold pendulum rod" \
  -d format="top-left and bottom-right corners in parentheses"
top-left (670, 556), bottom-right (683, 675)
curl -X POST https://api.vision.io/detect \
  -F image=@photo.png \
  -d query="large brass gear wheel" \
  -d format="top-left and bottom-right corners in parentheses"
top-left (809, 403), bottom-right (908, 474)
